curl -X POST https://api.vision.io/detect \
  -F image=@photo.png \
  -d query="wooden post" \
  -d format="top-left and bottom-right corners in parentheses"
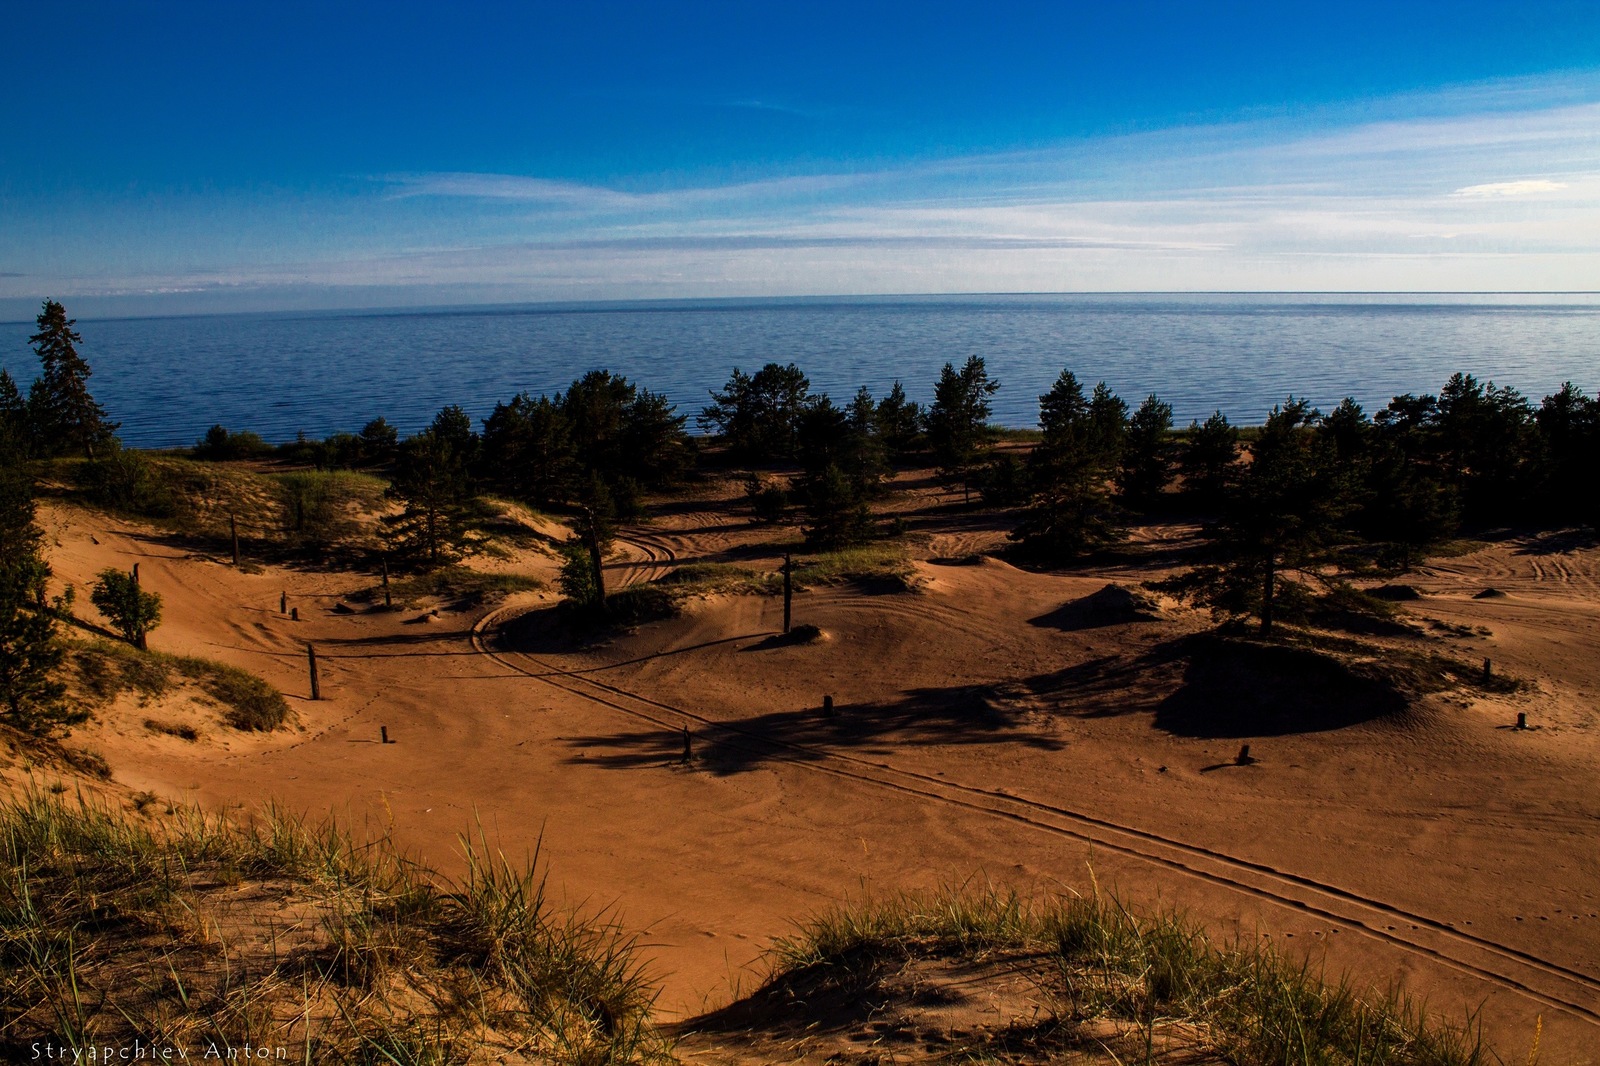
top-left (1236, 743), bottom-right (1253, 765)
top-left (680, 726), bottom-right (691, 763)
top-left (782, 552), bottom-right (793, 634)
top-left (1515, 712), bottom-right (1527, 730)
top-left (290, 606), bottom-right (299, 621)
top-left (823, 694), bottom-right (834, 717)
top-left (381, 725), bottom-right (390, 744)
top-left (381, 557), bottom-right (391, 609)
top-left (230, 513), bottom-right (240, 567)
top-left (131, 564), bottom-right (147, 650)
top-left (307, 644), bottom-right (321, 700)
top-left (1483, 658), bottom-right (1492, 684)
top-left (280, 590), bottom-right (287, 614)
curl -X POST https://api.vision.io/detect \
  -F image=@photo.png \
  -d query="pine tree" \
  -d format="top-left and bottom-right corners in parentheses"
top-left (0, 465), bottom-right (75, 735)
top-left (0, 369), bottom-right (28, 456)
top-left (800, 463), bottom-right (873, 549)
top-left (1087, 382), bottom-right (1128, 464)
top-left (28, 300), bottom-right (118, 458)
top-left (1320, 397), bottom-right (1372, 463)
top-left (359, 417), bottom-right (400, 465)
top-left (386, 427), bottom-right (472, 567)
top-left (1535, 382), bottom-right (1600, 527)
top-left (1010, 370), bottom-right (1124, 559)
top-left (1117, 394), bottom-right (1174, 508)
top-left (481, 391), bottom-right (577, 507)
top-left (795, 394), bottom-right (879, 548)
top-left (1200, 399), bottom-right (1352, 634)
top-left (925, 356), bottom-right (999, 503)
top-left (1434, 373), bottom-right (1534, 522)
top-left (1178, 411), bottom-right (1239, 508)
top-left (616, 385), bottom-right (691, 487)
top-left (1366, 393), bottom-right (1457, 569)
top-left (843, 386), bottom-right (889, 498)
top-left (700, 363), bottom-right (812, 462)
top-left (874, 380), bottom-right (924, 460)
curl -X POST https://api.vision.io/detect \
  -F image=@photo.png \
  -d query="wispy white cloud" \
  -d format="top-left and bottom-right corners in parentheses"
top-left (383, 170), bottom-right (862, 211)
top-left (1453, 179), bottom-right (1571, 197)
top-left (9, 73), bottom-right (1599, 309)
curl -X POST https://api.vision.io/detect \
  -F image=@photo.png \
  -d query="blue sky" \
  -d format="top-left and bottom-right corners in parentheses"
top-left (2, 1), bottom-right (1598, 316)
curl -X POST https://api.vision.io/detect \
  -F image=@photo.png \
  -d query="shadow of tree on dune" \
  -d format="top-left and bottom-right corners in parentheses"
top-left (1511, 527), bottom-right (1599, 555)
top-left (562, 631), bottom-right (1421, 773)
top-left (562, 676), bottom-right (1068, 777)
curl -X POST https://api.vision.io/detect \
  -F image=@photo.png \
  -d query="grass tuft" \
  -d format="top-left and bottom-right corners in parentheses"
top-left (764, 883), bottom-right (1490, 1066)
top-left (0, 787), bottom-right (672, 1065)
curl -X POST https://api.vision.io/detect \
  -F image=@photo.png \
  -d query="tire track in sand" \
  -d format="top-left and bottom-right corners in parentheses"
top-left (469, 605), bottom-right (1600, 1027)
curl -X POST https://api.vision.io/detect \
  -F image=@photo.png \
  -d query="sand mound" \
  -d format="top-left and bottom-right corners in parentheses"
top-left (747, 623), bottom-right (827, 650)
top-left (684, 951), bottom-right (1061, 1064)
top-left (1030, 583), bottom-right (1162, 631)
top-left (1473, 587), bottom-right (1508, 599)
top-left (1370, 583), bottom-right (1423, 601)
top-left (1154, 634), bottom-right (1413, 738)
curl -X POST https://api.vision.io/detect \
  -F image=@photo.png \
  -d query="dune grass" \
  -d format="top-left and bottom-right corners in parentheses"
top-left (653, 562), bottom-right (780, 596)
top-left (768, 884), bottom-right (1491, 1066)
top-left (0, 787), bottom-right (671, 1065)
top-left (792, 541), bottom-right (915, 587)
top-left (652, 541), bottom-right (915, 600)
top-left (71, 639), bottom-right (292, 732)
top-left (383, 564), bottom-right (544, 606)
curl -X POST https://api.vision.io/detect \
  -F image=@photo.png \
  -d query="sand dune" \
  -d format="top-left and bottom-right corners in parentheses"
top-left (30, 490), bottom-right (1600, 1061)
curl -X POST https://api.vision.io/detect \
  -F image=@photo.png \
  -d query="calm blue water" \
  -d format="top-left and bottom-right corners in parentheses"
top-left (3, 294), bottom-right (1597, 450)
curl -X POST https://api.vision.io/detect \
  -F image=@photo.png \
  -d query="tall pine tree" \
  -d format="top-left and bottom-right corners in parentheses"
top-left (28, 300), bottom-right (118, 458)
top-left (926, 356), bottom-right (999, 503)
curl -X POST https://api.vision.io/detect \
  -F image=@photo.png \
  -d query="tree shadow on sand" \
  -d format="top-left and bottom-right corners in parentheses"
top-left (1511, 527), bottom-right (1600, 555)
top-left (562, 679), bottom-right (1067, 777)
top-left (563, 631), bottom-right (1421, 774)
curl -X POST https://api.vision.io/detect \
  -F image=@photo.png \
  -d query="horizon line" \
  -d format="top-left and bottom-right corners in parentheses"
top-left (5, 289), bottom-right (1599, 327)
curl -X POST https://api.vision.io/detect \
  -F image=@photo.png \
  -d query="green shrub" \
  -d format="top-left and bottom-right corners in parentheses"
top-left (89, 568), bottom-right (162, 647)
top-left (182, 660), bottom-right (289, 731)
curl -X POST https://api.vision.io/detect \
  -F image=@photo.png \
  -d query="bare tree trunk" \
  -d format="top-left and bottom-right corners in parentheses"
top-left (582, 507), bottom-right (606, 609)
top-left (1261, 554), bottom-right (1275, 636)
top-left (131, 563), bottom-right (147, 650)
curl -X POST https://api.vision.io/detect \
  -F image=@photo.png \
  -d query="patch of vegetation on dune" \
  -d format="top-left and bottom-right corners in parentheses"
top-left (795, 541), bottom-right (916, 590)
top-left (70, 640), bottom-right (292, 732)
top-left (0, 788), bottom-right (671, 1065)
top-left (45, 453), bottom-right (391, 553)
top-left (653, 562), bottom-right (780, 596)
top-left (377, 563), bottom-right (544, 607)
top-left (694, 884), bottom-right (1491, 1066)
top-left (653, 542), bottom-right (915, 600)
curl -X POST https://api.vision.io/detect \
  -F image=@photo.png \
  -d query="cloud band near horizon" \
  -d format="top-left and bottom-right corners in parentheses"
top-left (2, 75), bottom-right (1597, 316)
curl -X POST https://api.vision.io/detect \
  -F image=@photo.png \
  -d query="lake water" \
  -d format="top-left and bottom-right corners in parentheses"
top-left (3, 294), bottom-right (1597, 450)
